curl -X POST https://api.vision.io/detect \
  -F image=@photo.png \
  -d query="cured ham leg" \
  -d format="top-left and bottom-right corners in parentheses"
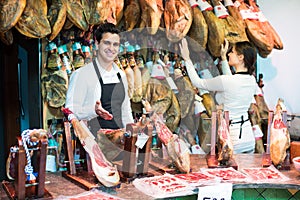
top-left (217, 110), bottom-right (233, 165)
top-left (124, 0), bottom-right (141, 31)
top-left (236, 0), bottom-right (273, 58)
top-left (211, 0), bottom-right (248, 44)
top-left (142, 101), bottom-right (190, 173)
top-left (15, 0), bottom-right (51, 38)
top-left (63, 0), bottom-right (88, 31)
top-left (61, 108), bottom-right (120, 187)
top-left (0, 0), bottom-right (26, 33)
top-left (187, 3), bottom-right (208, 51)
top-left (139, 0), bottom-right (164, 35)
top-left (247, 0), bottom-right (283, 50)
top-left (47, 0), bottom-right (67, 41)
top-left (164, 0), bottom-right (193, 42)
top-left (200, 0), bottom-right (225, 58)
top-left (270, 101), bottom-right (290, 166)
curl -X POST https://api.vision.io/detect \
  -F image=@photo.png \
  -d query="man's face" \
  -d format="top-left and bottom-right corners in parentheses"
top-left (98, 32), bottom-right (120, 63)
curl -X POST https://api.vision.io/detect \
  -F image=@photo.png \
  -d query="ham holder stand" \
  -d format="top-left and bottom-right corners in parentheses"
top-left (206, 110), bottom-right (238, 170)
top-left (62, 121), bottom-right (153, 190)
top-left (2, 137), bottom-right (52, 199)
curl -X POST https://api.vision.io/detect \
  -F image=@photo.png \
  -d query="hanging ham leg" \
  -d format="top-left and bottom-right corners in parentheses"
top-left (164, 0), bottom-right (193, 42)
top-left (61, 108), bottom-right (120, 187)
top-left (139, 0), bottom-right (164, 35)
top-left (142, 99), bottom-right (190, 173)
top-left (124, 0), bottom-right (141, 31)
top-left (200, 0), bottom-right (225, 58)
top-left (247, 0), bottom-right (283, 50)
top-left (187, 4), bottom-right (208, 51)
top-left (211, 0), bottom-right (248, 44)
top-left (236, 0), bottom-right (274, 58)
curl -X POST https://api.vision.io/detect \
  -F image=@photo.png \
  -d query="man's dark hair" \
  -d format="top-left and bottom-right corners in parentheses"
top-left (94, 23), bottom-right (120, 43)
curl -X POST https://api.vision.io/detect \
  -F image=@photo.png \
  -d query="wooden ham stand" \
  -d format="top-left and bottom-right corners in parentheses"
top-left (61, 121), bottom-right (97, 190)
top-left (2, 137), bottom-right (51, 200)
top-left (262, 110), bottom-right (290, 169)
top-left (62, 121), bottom-right (153, 190)
top-left (118, 123), bottom-right (153, 182)
top-left (206, 110), bottom-right (238, 170)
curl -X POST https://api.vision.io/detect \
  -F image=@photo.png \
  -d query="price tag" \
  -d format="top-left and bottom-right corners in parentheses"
top-left (197, 183), bottom-right (232, 200)
top-left (135, 133), bottom-right (149, 149)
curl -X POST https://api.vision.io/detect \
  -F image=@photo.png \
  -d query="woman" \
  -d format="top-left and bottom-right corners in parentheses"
top-left (179, 38), bottom-right (258, 153)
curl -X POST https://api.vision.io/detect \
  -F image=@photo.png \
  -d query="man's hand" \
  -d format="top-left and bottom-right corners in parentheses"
top-left (95, 100), bottom-right (113, 120)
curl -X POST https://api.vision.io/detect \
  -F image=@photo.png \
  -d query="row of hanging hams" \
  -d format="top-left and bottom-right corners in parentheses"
top-left (0, 0), bottom-right (283, 58)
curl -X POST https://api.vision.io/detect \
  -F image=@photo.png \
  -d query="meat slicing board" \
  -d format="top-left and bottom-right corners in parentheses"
top-left (206, 154), bottom-right (238, 170)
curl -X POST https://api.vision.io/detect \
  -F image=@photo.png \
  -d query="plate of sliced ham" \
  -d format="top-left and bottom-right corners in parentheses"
top-left (132, 174), bottom-right (195, 198)
top-left (201, 167), bottom-right (249, 182)
top-left (242, 165), bottom-right (290, 183)
top-left (174, 171), bottom-right (221, 186)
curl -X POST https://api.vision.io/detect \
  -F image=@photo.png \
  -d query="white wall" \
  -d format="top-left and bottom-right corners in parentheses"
top-left (257, 0), bottom-right (300, 114)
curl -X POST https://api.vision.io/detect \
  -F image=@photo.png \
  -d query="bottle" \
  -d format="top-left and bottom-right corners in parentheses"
top-left (46, 138), bottom-right (58, 172)
top-left (45, 42), bottom-right (62, 71)
top-left (58, 44), bottom-right (73, 74)
top-left (72, 42), bottom-right (85, 70)
top-left (126, 45), bottom-right (137, 68)
top-left (134, 45), bottom-right (145, 69)
top-left (82, 45), bottom-right (92, 64)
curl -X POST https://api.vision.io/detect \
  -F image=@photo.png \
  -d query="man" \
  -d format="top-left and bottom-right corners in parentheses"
top-left (65, 23), bottom-right (134, 160)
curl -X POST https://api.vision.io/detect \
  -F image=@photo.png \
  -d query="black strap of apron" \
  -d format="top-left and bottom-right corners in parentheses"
top-left (230, 115), bottom-right (250, 139)
top-left (93, 59), bottom-right (122, 84)
top-left (93, 59), bottom-right (102, 81)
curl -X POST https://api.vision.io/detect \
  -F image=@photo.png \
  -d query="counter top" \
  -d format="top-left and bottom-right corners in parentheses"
top-left (1, 154), bottom-right (300, 199)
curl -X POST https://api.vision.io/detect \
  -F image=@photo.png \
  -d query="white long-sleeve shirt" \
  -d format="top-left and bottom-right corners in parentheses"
top-left (186, 60), bottom-right (257, 121)
top-left (65, 59), bottom-right (134, 126)
top-left (185, 60), bottom-right (257, 153)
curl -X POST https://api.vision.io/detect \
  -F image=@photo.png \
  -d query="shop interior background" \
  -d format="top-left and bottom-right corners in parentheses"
top-left (257, 0), bottom-right (300, 115)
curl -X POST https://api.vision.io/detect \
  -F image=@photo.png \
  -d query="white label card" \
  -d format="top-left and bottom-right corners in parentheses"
top-left (197, 183), bottom-right (232, 200)
top-left (135, 133), bottom-right (150, 149)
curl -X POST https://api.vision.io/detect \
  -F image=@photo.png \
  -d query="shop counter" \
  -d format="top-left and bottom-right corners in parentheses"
top-left (2, 154), bottom-right (300, 199)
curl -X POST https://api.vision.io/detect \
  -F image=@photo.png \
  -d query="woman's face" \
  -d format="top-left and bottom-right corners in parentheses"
top-left (228, 46), bottom-right (242, 67)
top-left (97, 32), bottom-right (120, 63)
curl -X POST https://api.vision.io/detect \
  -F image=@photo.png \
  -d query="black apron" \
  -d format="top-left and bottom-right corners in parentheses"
top-left (90, 59), bottom-right (126, 161)
top-left (93, 59), bottom-right (125, 129)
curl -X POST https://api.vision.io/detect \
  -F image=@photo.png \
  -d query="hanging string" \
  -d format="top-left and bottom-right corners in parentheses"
top-left (21, 129), bottom-right (39, 181)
